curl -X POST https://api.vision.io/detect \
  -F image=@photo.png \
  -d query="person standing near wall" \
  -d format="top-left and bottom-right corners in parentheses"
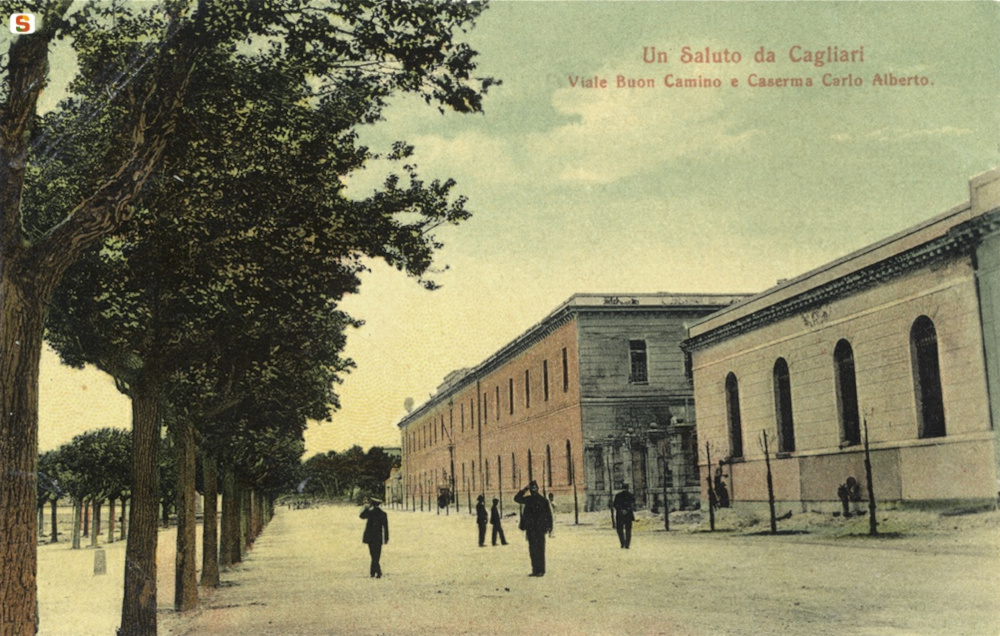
top-left (360, 498), bottom-right (389, 578)
top-left (514, 481), bottom-right (553, 576)
top-left (613, 484), bottom-right (635, 549)
top-left (476, 495), bottom-right (488, 546)
top-left (490, 498), bottom-right (508, 546)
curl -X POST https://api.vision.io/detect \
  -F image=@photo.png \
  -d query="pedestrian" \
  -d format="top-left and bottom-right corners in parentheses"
top-left (514, 480), bottom-right (553, 577)
top-left (476, 494), bottom-right (488, 546)
top-left (613, 484), bottom-right (636, 549)
top-left (360, 497), bottom-right (389, 578)
top-left (490, 498), bottom-right (508, 546)
top-left (716, 480), bottom-right (730, 509)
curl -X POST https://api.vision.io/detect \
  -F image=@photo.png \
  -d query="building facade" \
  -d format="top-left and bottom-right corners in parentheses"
top-left (683, 169), bottom-right (1000, 510)
top-left (397, 293), bottom-right (745, 515)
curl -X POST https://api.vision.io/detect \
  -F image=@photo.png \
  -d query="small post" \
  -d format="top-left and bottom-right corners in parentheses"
top-left (761, 430), bottom-right (777, 535)
top-left (705, 442), bottom-right (716, 532)
top-left (863, 418), bottom-right (878, 536)
top-left (571, 456), bottom-right (579, 526)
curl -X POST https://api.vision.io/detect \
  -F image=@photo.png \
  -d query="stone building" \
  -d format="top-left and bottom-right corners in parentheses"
top-left (397, 293), bottom-right (745, 515)
top-left (683, 169), bottom-right (1000, 510)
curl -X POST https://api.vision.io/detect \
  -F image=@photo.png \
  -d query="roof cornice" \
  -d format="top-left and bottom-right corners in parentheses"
top-left (397, 293), bottom-right (746, 428)
top-left (683, 208), bottom-right (1000, 352)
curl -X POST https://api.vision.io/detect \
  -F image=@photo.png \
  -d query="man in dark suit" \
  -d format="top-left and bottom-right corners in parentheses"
top-left (613, 484), bottom-right (636, 549)
top-left (514, 480), bottom-right (553, 576)
top-left (475, 494), bottom-right (488, 546)
top-left (360, 498), bottom-right (389, 578)
top-left (490, 498), bottom-right (508, 546)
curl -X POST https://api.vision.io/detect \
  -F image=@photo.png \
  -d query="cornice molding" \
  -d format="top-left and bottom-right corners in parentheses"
top-left (684, 210), bottom-right (1000, 352)
top-left (398, 295), bottom-right (743, 430)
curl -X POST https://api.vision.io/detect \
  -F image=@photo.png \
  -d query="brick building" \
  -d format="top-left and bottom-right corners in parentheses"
top-left (397, 293), bottom-right (745, 515)
top-left (683, 169), bottom-right (1000, 510)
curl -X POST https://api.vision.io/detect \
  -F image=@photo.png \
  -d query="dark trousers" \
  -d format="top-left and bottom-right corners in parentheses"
top-left (616, 519), bottom-right (632, 548)
top-left (492, 523), bottom-right (507, 545)
top-left (478, 522), bottom-right (487, 546)
top-left (526, 529), bottom-right (546, 575)
top-left (367, 542), bottom-right (382, 577)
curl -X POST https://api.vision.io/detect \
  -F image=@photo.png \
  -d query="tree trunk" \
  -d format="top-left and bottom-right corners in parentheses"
top-left (200, 456), bottom-right (220, 588)
top-left (119, 377), bottom-right (161, 636)
top-left (120, 498), bottom-right (128, 541)
top-left (71, 500), bottom-right (81, 550)
top-left (91, 500), bottom-right (101, 548)
top-left (174, 420), bottom-right (198, 611)
top-left (108, 499), bottom-right (116, 543)
top-left (240, 486), bottom-right (250, 558)
top-left (219, 471), bottom-right (240, 567)
top-left (83, 498), bottom-right (90, 538)
top-left (50, 500), bottom-right (59, 543)
top-left (0, 22), bottom-right (60, 632)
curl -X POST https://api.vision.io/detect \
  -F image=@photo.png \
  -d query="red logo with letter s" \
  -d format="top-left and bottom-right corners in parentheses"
top-left (10, 13), bottom-right (35, 34)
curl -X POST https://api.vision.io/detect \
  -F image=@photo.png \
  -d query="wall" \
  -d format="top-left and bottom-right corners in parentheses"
top-left (692, 255), bottom-right (997, 505)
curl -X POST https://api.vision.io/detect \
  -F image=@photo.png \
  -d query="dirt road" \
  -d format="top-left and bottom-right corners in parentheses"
top-left (141, 504), bottom-right (1000, 636)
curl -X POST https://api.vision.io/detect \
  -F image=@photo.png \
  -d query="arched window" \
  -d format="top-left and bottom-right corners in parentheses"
top-left (773, 358), bottom-right (795, 453)
top-left (911, 316), bottom-right (945, 438)
top-left (725, 373), bottom-right (743, 458)
top-left (834, 339), bottom-right (861, 445)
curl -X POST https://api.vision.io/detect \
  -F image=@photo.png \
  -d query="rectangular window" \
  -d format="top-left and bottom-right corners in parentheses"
top-left (543, 360), bottom-right (550, 401)
top-left (495, 386), bottom-right (500, 420)
top-left (470, 399), bottom-right (474, 429)
top-left (509, 379), bottom-right (515, 414)
top-left (460, 403), bottom-right (464, 433)
top-left (629, 339), bottom-right (648, 384)
top-left (525, 369), bottom-right (531, 408)
top-left (562, 347), bottom-right (569, 392)
top-left (483, 391), bottom-right (488, 423)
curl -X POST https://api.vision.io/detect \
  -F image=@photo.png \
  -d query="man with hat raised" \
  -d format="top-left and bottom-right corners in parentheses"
top-left (513, 480), bottom-right (553, 577)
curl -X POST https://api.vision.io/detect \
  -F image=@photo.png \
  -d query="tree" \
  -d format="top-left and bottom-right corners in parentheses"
top-left (36, 450), bottom-right (66, 543)
top-left (54, 428), bottom-right (131, 551)
top-left (27, 3), bottom-right (495, 634)
top-left (1, 2), bottom-right (212, 630)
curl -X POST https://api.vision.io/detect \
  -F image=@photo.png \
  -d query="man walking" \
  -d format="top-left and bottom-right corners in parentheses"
top-left (360, 497), bottom-right (389, 578)
top-left (476, 494), bottom-right (488, 546)
top-left (613, 484), bottom-right (635, 549)
top-left (514, 480), bottom-right (553, 576)
top-left (490, 498), bottom-right (508, 546)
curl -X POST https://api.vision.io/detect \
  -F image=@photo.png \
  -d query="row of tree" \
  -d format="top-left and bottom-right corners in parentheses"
top-left (37, 428), bottom-right (131, 548)
top-left (299, 445), bottom-right (397, 502)
top-left (0, 1), bottom-right (495, 634)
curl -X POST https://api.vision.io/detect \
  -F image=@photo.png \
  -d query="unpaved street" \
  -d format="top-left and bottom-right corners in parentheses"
top-left (138, 505), bottom-right (1000, 636)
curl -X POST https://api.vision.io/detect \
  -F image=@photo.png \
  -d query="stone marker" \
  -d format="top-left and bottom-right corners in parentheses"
top-left (94, 548), bottom-right (106, 576)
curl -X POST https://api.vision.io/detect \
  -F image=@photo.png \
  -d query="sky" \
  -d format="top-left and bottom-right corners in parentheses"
top-left (38, 1), bottom-right (1000, 458)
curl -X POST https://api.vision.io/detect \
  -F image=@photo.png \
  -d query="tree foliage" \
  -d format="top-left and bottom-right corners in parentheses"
top-left (3, 2), bottom-right (497, 633)
top-left (301, 445), bottom-right (396, 501)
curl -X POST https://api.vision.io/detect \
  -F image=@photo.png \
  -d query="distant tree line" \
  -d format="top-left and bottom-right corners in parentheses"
top-left (299, 446), bottom-right (398, 503)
